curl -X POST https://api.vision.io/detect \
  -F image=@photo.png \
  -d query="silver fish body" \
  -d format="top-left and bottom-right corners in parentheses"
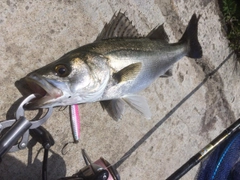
top-left (22, 12), bottom-right (202, 120)
top-left (80, 38), bottom-right (186, 98)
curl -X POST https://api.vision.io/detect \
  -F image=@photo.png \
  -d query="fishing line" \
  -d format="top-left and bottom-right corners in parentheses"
top-left (113, 51), bottom-right (234, 169)
top-left (34, 147), bottom-right (45, 162)
top-left (58, 106), bottom-right (68, 111)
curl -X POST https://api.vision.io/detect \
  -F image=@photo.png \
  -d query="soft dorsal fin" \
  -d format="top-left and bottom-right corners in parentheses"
top-left (96, 11), bottom-right (141, 41)
top-left (147, 24), bottom-right (169, 42)
top-left (113, 62), bottom-right (142, 83)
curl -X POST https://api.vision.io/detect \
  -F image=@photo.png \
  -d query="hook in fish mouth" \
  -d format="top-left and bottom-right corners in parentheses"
top-left (24, 75), bottom-right (63, 109)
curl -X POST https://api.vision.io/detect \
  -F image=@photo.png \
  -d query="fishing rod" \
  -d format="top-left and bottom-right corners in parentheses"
top-left (166, 118), bottom-right (240, 180)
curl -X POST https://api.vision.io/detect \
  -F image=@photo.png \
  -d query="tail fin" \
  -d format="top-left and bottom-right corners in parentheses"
top-left (179, 13), bottom-right (202, 59)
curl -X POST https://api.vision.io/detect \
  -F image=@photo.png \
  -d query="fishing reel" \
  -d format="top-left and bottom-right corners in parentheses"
top-left (29, 125), bottom-right (120, 180)
top-left (59, 149), bottom-right (120, 180)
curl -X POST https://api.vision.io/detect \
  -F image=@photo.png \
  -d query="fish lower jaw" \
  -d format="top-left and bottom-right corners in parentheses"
top-left (25, 94), bottom-right (63, 109)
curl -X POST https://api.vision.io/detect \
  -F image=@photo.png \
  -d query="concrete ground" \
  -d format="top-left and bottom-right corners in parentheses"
top-left (0, 0), bottom-right (239, 179)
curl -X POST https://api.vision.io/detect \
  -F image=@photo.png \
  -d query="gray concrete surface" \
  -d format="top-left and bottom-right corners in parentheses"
top-left (0, 0), bottom-right (239, 179)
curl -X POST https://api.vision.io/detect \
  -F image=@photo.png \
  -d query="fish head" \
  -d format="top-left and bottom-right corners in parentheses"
top-left (22, 52), bottom-right (110, 109)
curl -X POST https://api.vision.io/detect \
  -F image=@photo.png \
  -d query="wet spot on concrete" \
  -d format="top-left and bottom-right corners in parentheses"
top-left (5, 43), bottom-right (23, 60)
top-left (200, 58), bottom-right (235, 134)
top-left (178, 72), bottom-right (184, 83)
top-left (6, 0), bottom-right (11, 6)
top-left (200, 0), bottom-right (211, 7)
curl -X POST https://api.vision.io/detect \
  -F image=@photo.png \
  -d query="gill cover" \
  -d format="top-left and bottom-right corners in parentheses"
top-left (68, 52), bottom-right (110, 102)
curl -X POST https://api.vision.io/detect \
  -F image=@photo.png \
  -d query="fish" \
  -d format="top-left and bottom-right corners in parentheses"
top-left (21, 12), bottom-right (202, 121)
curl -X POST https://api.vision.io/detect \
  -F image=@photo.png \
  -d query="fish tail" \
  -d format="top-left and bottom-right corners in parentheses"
top-left (179, 13), bottom-right (202, 59)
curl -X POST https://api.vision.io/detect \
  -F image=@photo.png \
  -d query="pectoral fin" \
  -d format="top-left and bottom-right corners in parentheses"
top-left (100, 99), bottom-right (125, 121)
top-left (123, 94), bottom-right (151, 119)
top-left (114, 62), bottom-right (142, 83)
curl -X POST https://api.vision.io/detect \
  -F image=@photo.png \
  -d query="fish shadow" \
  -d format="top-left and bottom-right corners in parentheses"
top-left (15, 77), bottom-right (35, 99)
top-left (0, 137), bottom-right (67, 180)
top-left (6, 78), bottom-right (32, 120)
top-left (0, 79), bottom-right (67, 179)
top-left (15, 78), bottom-right (31, 97)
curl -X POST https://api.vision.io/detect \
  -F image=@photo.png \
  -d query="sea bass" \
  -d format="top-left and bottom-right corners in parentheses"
top-left (22, 12), bottom-right (202, 121)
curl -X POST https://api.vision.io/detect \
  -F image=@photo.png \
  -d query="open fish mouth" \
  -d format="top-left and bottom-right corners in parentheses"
top-left (24, 75), bottom-right (63, 109)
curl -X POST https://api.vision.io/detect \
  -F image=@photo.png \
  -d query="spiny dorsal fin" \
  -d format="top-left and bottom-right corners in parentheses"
top-left (113, 62), bottom-right (142, 83)
top-left (147, 24), bottom-right (169, 42)
top-left (96, 11), bottom-right (141, 41)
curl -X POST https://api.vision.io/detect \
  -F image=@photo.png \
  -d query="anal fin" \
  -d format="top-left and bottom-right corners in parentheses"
top-left (160, 67), bottom-right (173, 77)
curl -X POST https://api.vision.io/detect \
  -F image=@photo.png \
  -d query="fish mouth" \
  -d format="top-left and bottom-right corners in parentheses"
top-left (24, 74), bottom-right (63, 109)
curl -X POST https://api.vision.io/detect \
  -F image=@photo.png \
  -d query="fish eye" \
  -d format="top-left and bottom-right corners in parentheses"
top-left (54, 64), bottom-right (70, 77)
